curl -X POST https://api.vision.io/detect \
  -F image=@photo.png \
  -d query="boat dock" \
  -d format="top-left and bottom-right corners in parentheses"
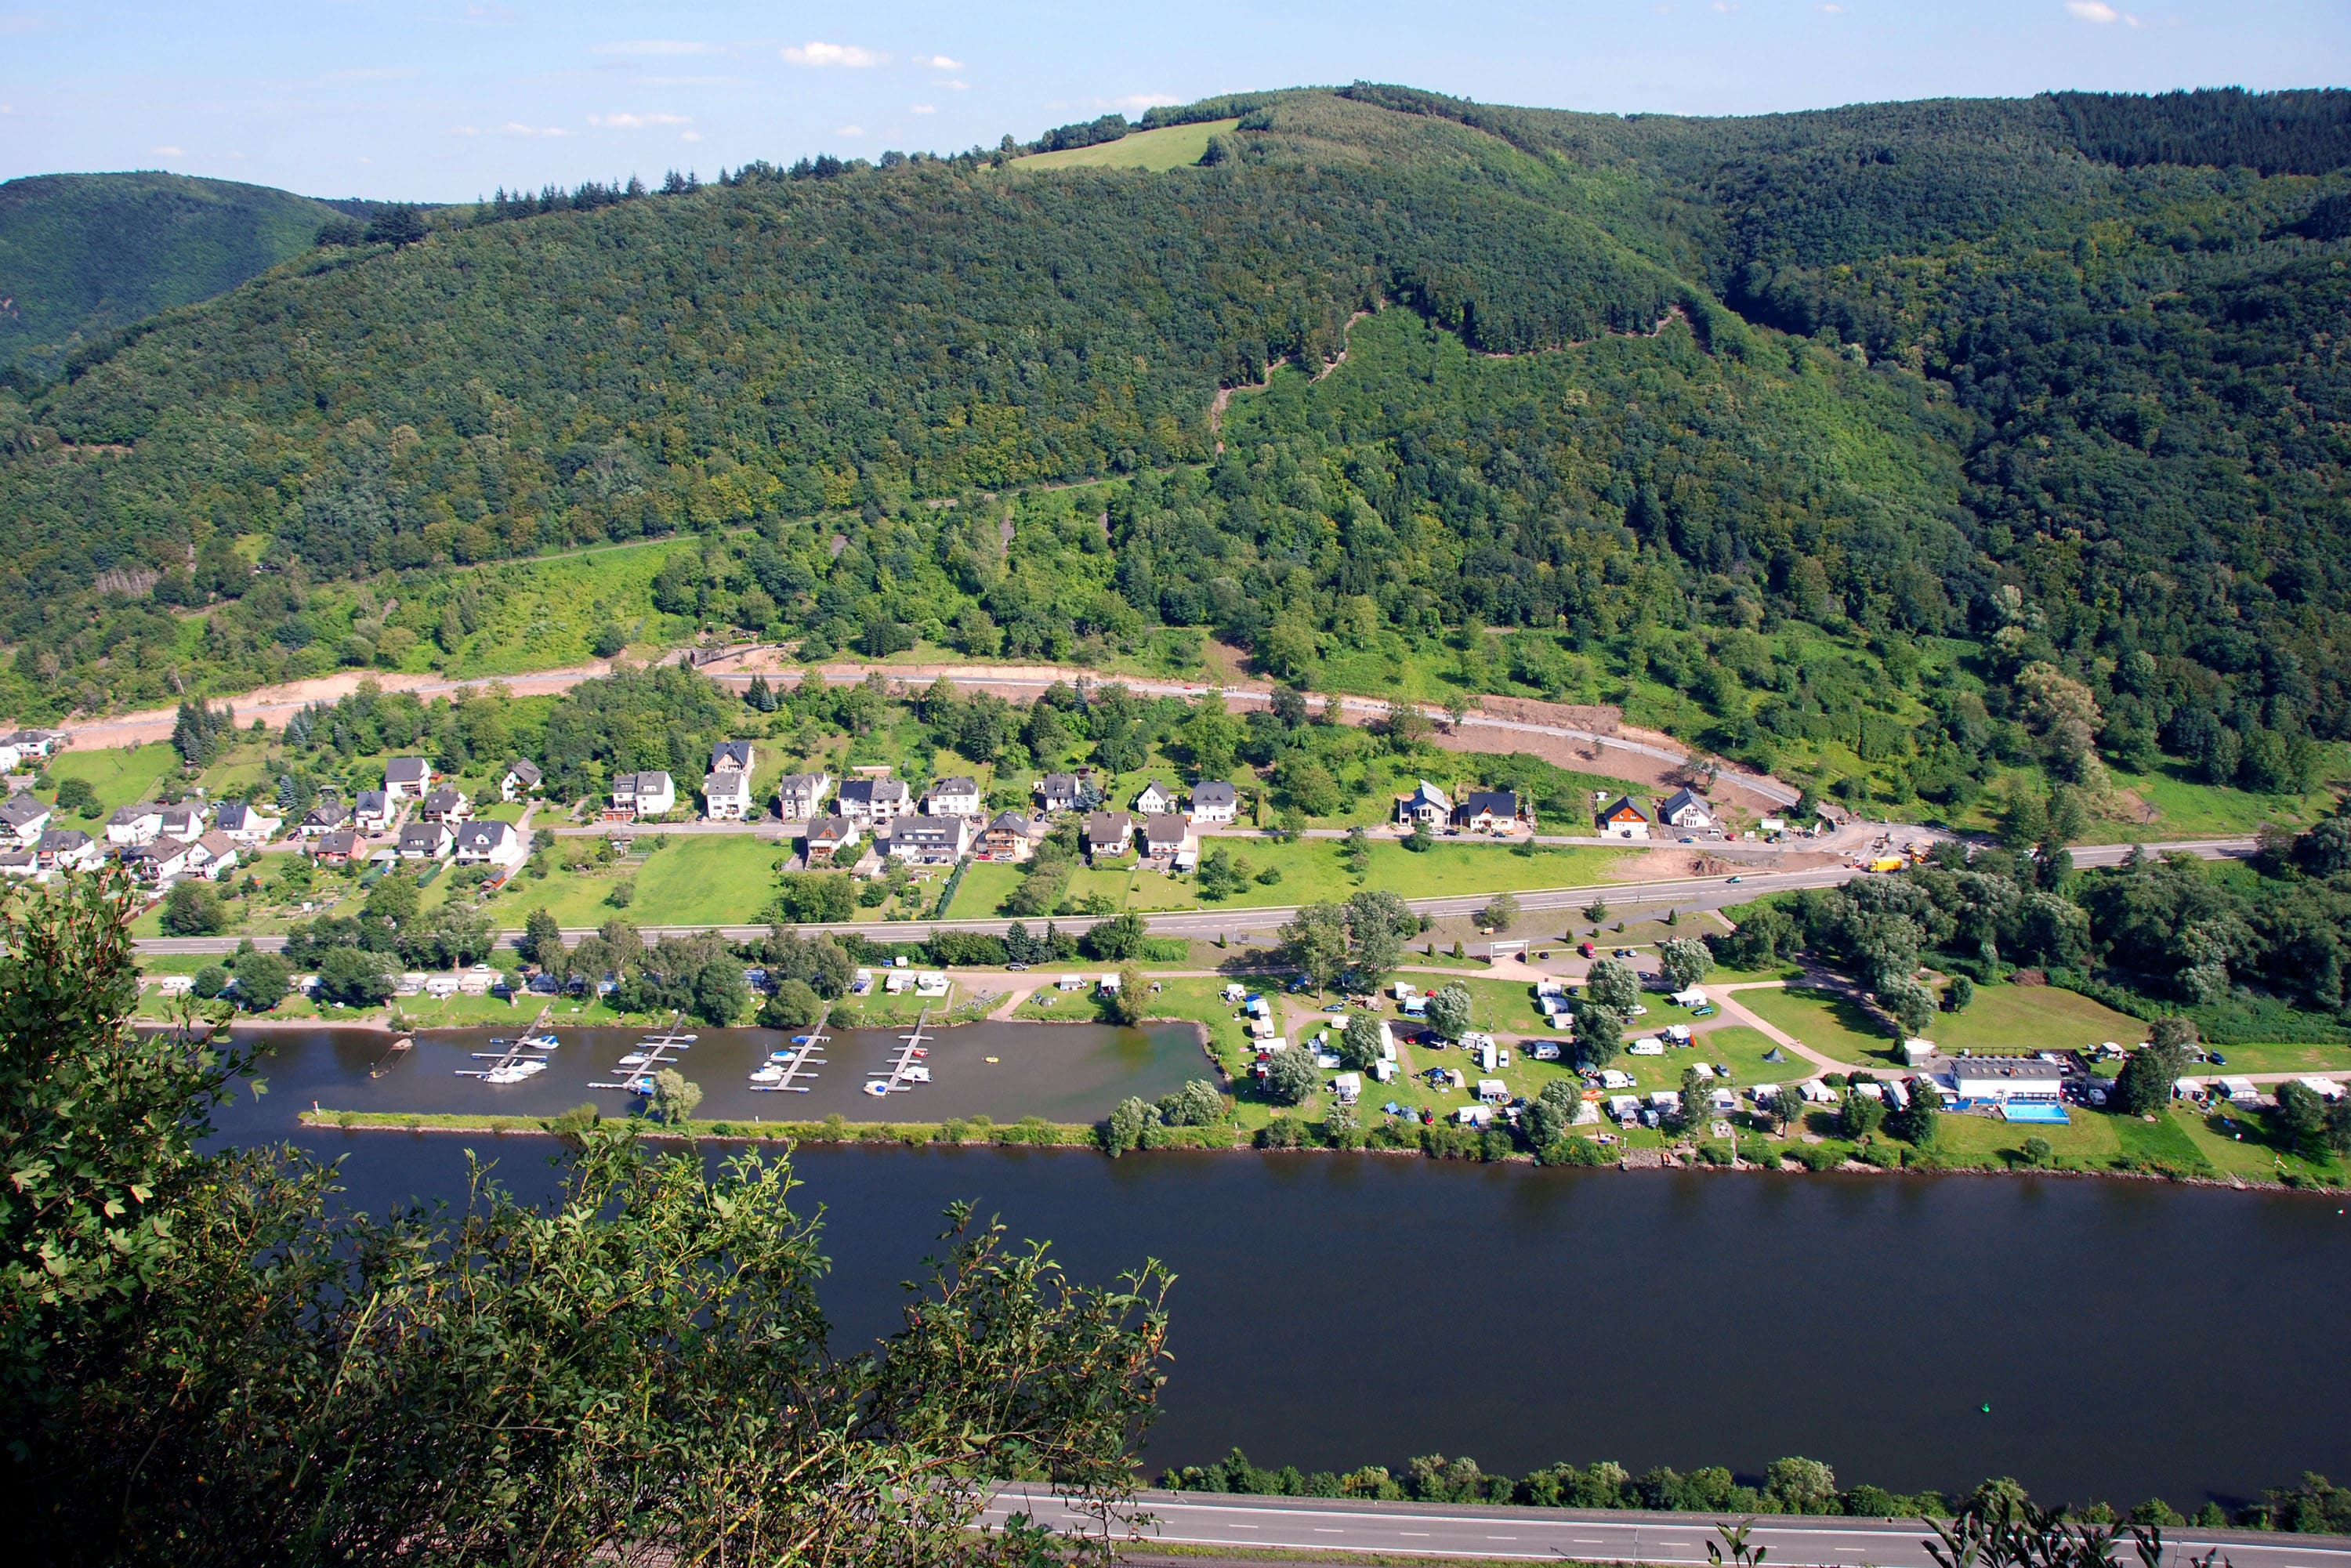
top-left (752, 1007), bottom-right (830, 1093)
top-left (458, 1004), bottom-right (563, 1086)
top-left (864, 1009), bottom-right (934, 1096)
top-left (588, 1016), bottom-right (697, 1093)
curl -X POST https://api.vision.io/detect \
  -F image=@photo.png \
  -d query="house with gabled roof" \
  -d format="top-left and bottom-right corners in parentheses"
top-left (775, 771), bottom-right (833, 820)
top-left (1134, 779), bottom-right (1179, 816)
top-left (0, 792), bottom-right (50, 846)
top-left (383, 758), bottom-right (432, 801)
top-left (1394, 780), bottom-right (1451, 828)
top-left (703, 767), bottom-right (754, 821)
top-left (501, 759), bottom-right (543, 802)
top-left (1597, 795), bottom-right (1651, 841)
top-left (1188, 780), bottom-right (1238, 824)
top-left (1454, 790), bottom-right (1527, 835)
top-left (1657, 788), bottom-right (1719, 836)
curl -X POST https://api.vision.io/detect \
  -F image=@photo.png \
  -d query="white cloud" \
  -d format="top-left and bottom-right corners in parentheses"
top-left (594, 39), bottom-right (712, 56)
top-left (589, 111), bottom-right (691, 129)
top-left (150, 145), bottom-right (183, 156)
top-left (2066, 0), bottom-right (2139, 21)
top-left (450, 125), bottom-right (480, 136)
top-left (681, 130), bottom-right (703, 142)
top-left (915, 54), bottom-right (964, 71)
top-left (500, 121), bottom-right (569, 137)
top-left (1110, 92), bottom-right (1178, 112)
top-left (939, 78), bottom-right (969, 90)
top-left (1818, 2), bottom-right (1842, 10)
top-left (833, 124), bottom-right (866, 137)
top-left (327, 66), bottom-right (418, 81)
top-left (910, 103), bottom-right (936, 114)
top-left (784, 41), bottom-right (886, 67)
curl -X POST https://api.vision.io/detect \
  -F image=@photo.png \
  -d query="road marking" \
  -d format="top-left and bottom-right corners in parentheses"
top-left (1313, 1526), bottom-right (1343, 1534)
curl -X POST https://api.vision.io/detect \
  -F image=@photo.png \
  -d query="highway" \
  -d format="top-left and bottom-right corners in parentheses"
top-left (131, 837), bottom-right (2256, 958)
top-left (981, 1486), bottom-right (2351, 1567)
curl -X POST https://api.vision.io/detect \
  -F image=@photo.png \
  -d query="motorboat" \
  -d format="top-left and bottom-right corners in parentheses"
top-left (749, 1064), bottom-right (785, 1085)
top-left (523, 1034), bottom-right (560, 1050)
top-left (617, 1052), bottom-right (650, 1067)
top-left (791, 1034), bottom-right (816, 1044)
top-left (901, 1065), bottom-right (931, 1083)
top-left (863, 1081), bottom-right (893, 1096)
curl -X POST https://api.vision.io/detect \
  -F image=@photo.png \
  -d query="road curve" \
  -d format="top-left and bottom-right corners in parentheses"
top-left (132, 838), bottom-right (2255, 958)
top-left (981, 1486), bottom-right (2351, 1568)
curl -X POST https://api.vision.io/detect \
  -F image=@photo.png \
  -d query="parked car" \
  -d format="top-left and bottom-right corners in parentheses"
top-left (1006, 962), bottom-right (1029, 971)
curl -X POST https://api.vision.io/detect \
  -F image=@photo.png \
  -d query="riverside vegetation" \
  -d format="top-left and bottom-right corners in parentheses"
top-left (0, 88), bottom-right (2348, 835)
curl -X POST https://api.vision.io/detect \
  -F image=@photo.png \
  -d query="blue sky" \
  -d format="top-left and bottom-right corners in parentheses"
top-left (2, 1), bottom-right (2345, 200)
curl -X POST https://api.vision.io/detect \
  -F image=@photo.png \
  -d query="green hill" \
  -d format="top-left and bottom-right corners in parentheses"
top-left (0, 172), bottom-right (349, 379)
top-left (1, 85), bottom-right (2349, 817)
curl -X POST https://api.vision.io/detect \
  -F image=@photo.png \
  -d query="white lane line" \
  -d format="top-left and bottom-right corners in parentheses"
top-left (1313, 1527), bottom-right (1343, 1534)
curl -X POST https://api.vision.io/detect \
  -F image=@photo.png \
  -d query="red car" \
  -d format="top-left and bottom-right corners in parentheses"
top-left (1578, 942), bottom-right (1596, 958)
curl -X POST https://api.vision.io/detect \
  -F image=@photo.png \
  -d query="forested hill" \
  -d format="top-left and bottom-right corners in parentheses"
top-left (1, 85), bottom-right (2349, 813)
top-left (0, 172), bottom-right (356, 379)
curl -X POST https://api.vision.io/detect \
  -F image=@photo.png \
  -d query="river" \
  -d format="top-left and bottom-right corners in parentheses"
top-left (208, 1025), bottom-right (2351, 1510)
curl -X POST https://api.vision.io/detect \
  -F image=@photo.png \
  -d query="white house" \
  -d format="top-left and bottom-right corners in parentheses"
top-left (3, 728), bottom-right (66, 759)
top-left (500, 759), bottom-right (543, 802)
top-left (353, 790), bottom-right (393, 832)
top-left (215, 800), bottom-right (282, 845)
top-left (921, 775), bottom-right (984, 817)
top-left (1084, 811), bottom-right (1133, 860)
top-left (299, 801), bottom-right (350, 837)
top-left (1946, 1055), bottom-right (2067, 1106)
top-left (1597, 795), bottom-right (1652, 841)
top-left (1189, 780), bottom-right (1239, 824)
top-left (885, 816), bottom-right (971, 866)
top-left (1657, 788), bottom-right (1719, 836)
top-left (1034, 773), bottom-right (1083, 813)
top-left (187, 831), bottom-right (241, 880)
top-left (610, 771), bottom-right (676, 819)
top-left (806, 814), bottom-right (860, 859)
top-left (35, 828), bottom-right (100, 871)
top-left (1453, 790), bottom-right (1525, 835)
top-left (1140, 813), bottom-right (1191, 861)
top-left (775, 771), bottom-right (833, 820)
top-left (418, 787), bottom-right (471, 824)
top-left (1394, 780), bottom-right (1451, 827)
top-left (155, 806), bottom-right (204, 843)
top-left (837, 777), bottom-right (911, 825)
top-left (106, 802), bottom-right (165, 846)
top-left (383, 758), bottom-right (433, 801)
top-left (1134, 779), bottom-right (1179, 816)
top-left (121, 838), bottom-right (194, 883)
top-left (0, 793), bottom-right (51, 846)
top-left (397, 820), bottom-right (455, 861)
top-left (452, 819), bottom-right (527, 870)
top-left (702, 768), bottom-right (754, 821)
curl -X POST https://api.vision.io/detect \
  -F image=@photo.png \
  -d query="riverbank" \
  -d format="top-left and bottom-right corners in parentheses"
top-left (293, 1106), bottom-right (2344, 1195)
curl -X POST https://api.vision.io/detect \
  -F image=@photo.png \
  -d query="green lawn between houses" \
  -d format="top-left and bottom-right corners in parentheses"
top-left (1733, 981), bottom-right (2150, 1072)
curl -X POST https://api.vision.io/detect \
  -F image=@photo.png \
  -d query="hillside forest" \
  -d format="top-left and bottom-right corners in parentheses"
top-left (0, 86), bottom-right (2349, 826)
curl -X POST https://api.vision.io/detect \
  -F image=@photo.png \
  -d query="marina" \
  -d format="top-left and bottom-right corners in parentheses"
top-left (587, 1016), bottom-right (698, 1095)
top-left (455, 1005), bottom-right (561, 1085)
top-left (751, 1009), bottom-right (831, 1092)
top-left (864, 1009), bottom-right (934, 1097)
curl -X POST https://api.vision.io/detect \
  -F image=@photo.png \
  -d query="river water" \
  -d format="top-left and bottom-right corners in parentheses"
top-left (209, 1025), bottom-right (2351, 1509)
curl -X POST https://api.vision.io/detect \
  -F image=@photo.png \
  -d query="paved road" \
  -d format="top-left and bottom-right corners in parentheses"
top-left (982, 1487), bottom-right (2351, 1567)
top-left (132, 838), bottom-right (2257, 958)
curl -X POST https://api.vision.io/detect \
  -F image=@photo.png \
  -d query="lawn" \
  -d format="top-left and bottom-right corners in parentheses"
top-left (480, 835), bottom-right (788, 926)
top-left (1012, 118), bottom-right (1240, 172)
top-left (955, 838), bottom-right (1628, 918)
top-left (2178, 1040), bottom-right (2351, 1075)
top-left (1927, 981), bottom-right (2150, 1055)
top-left (49, 742), bottom-right (178, 814)
top-left (1733, 985), bottom-right (1895, 1067)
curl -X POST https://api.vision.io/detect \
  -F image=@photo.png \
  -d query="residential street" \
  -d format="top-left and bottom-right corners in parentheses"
top-left (136, 835), bottom-right (2255, 957)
